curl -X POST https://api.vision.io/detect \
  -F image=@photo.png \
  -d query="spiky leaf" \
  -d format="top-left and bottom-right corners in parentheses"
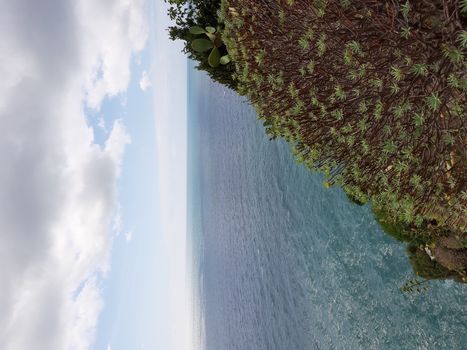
top-left (461, 0), bottom-right (467, 14)
top-left (457, 31), bottom-right (467, 48)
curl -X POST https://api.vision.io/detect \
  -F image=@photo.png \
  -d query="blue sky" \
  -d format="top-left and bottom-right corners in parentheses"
top-left (92, 1), bottom-right (192, 349)
top-left (0, 0), bottom-right (192, 349)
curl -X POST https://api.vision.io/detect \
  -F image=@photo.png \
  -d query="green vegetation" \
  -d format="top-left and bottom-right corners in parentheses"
top-left (165, 0), bottom-right (237, 89)
top-left (374, 207), bottom-right (467, 283)
top-left (167, 0), bottom-right (467, 283)
top-left (219, 0), bottom-right (466, 282)
top-left (189, 25), bottom-right (231, 67)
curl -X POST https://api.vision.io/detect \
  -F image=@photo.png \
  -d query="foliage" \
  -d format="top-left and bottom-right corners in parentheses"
top-left (165, 0), bottom-right (237, 89)
top-left (189, 26), bottom-right (231, 67)
top-left (372, 205), bottom-right (466, 282)
top-left (373, 208), bottom-right (414, 243)
top-left (343, 186), bottom-right (368, 206)
top-left (221, 0), bottom-right (467, 237)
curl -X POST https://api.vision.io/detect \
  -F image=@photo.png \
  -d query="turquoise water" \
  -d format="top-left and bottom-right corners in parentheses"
top-left (187, 63), bottom-right (466, 350)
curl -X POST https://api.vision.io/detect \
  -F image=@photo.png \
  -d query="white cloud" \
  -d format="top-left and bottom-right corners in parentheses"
top-left (125, 230), bottom-right (133, 243)
top-left (80, 0), bottom-right (148, 109)
top-left (97, 117), bottom-right (107, 132)
top-left (139, 70), bottom-right (152, 92)
top-left (0, 0), bottom-right (147, 349)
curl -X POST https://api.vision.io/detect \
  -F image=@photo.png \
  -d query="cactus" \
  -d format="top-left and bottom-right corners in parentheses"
top-left (190, 26), bottom-right (231, 68)
top-left (208, 47), bottom-right (221, 67)
top-left (192, 38), bottom-right (214, 53)
top-left (205, 26), bottom-right (216, 34)
top-left (220, 55), bottom-right (231, 65)
top-left (189, 26), bottom-right (207, 35)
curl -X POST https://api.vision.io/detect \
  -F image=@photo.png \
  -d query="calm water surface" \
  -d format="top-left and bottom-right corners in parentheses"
top-left (187, 63), bottom-right (466, 350)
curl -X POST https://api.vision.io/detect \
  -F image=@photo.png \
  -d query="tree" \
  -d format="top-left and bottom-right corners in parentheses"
top-left (165, 0), bottom-right (237, 89)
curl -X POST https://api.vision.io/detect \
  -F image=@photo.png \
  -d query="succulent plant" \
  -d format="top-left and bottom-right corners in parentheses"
top-left (190, 26), bottom-right (231, 68)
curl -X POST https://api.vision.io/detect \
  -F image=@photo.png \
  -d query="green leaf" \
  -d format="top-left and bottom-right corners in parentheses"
top-left (390, 66), bottom-right (403, 81)
top-left (401, 1), bottom-right (410, 18)
top-left (443, 46), bottom-right (464, 64)
top-left (347, 40), bottom-right (361, 54)
top-left (411, 63), bottom-right (428, 77)
top-left (400, 26), bottom-right (411, 39)
top-left (413, 112), bottom-right (424, 126)
top-left (447, 74), bottom-right (460, 88)
top-left (208, 47), bottom-right (221, 67)
top-left (461, 0), bottom-right (467, 14)
top-left (205, 32), bottom-right (217, 42)
top-left (220, 55), bottom-right (231, 65)
top-left (189, 26), bottom-right (206, 35)
top-left (317, 34), bottom-right (326, 56)
top-left (298, 36), bottom-right (309, 50)
top-left (383, 141), bottom-right (397, 154)
top-left (457, 31), bottom-right (467, 48)
top-left (369, 78), bottom-right (383, 89)
top-left (191, 38), bottom-right (213, 53)
top-left (426, 93), bottom-right (441, 111)
top-left (205, 26), bottom-right (216, 34)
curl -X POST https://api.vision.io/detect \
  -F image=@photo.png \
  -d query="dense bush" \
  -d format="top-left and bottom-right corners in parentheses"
top-left (221, 0), bottom-right (466, 234)
top-left (165, 0), bottom-right (237, 89)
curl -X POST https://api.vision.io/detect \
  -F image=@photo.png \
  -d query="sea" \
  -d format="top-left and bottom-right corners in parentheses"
top-left (187, 61), bottom-right (466, 350)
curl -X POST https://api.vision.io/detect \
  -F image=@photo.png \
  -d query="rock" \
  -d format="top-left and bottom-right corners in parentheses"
top-left (434, 246), bottom-right (467, 271)
top-left (438, 235), bottom-right (465, 250)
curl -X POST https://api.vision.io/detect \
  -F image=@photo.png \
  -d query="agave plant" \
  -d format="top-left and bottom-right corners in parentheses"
top-left (189, 26), bottom-right (231, 68)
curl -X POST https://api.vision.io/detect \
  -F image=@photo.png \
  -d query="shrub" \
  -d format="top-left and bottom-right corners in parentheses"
top-left (165, 0), bottom-right (237, 89)
top-left (221, 0), bottom-right (466, 233)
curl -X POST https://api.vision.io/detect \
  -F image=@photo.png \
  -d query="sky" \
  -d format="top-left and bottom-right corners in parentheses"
top-left (0, 1), bottom-right (191, 349)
